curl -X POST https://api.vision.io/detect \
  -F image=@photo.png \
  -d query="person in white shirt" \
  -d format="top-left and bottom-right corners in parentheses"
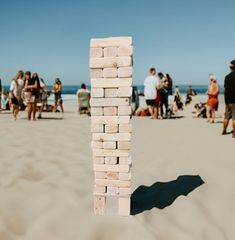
top-left (9, 70), bottom-right (24, 120)
top-left (144, 68), bottom-right (158, 119)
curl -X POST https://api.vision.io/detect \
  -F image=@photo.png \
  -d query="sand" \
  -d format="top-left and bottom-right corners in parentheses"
top-left (0, 96), bottom-right (234, 240)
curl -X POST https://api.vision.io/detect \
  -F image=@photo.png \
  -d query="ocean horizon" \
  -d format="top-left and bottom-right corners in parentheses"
top-left (2, 84), bottom-right (224, 95)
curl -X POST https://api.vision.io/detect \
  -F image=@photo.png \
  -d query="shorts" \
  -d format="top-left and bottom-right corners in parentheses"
top-left (11, 96), bottom-right (19, 105)
top-left (146, 99), bottom-right (156, 107)
top-left (225, 104), bottom-right (235, 120)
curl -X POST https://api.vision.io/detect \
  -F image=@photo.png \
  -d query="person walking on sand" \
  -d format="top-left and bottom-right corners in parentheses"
top-left (53, 78), bottom-right (64, 113)
top-left (24, 71), bottom-right (38, 121)
top-left (222, 60), bottom-right (235, 138)
top-left (144, 68), bottom-right (158, 119)
top-left (9, 70), bottom-right (24, 120)
top-left (206, 74), bottom-right (220, 123)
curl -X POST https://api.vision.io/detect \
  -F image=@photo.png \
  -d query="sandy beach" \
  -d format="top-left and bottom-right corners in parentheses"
top-left (0, 96), bottom-right (234, 240)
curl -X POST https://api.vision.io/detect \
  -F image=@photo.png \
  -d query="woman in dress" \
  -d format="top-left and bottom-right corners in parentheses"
top-left (24, 71), bottom-right (38, 120)
top-left (53, 78), bottom-right (64, 113)
top-left (206, 74), bottom-right (220, 123)
top-left (9, 70), bottom-right (24, 120)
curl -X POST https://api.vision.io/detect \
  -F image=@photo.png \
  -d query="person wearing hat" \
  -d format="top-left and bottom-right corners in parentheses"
top-left (206, 74), bottom-right (220, 123)
top-left (222, 60), bottom-right (235, 138)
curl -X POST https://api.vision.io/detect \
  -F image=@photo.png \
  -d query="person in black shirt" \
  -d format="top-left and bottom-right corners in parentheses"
top-left (222, 60), bottom-right (235, 138)
top-left (0, 78), bottom-right (2, 110)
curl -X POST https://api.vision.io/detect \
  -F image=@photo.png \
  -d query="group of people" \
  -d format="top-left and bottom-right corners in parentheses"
top-left (143, 68), bottom-right (173, 119)
top-left (142, 59), bottom-right (235, 138)
top-left (0, 70), bottom-right (64, 120)
top-left (205, 59), bottom-right (235, 138)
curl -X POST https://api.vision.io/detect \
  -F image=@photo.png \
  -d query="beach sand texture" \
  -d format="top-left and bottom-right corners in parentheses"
top-left (0, 98), bottom-right (234, 240)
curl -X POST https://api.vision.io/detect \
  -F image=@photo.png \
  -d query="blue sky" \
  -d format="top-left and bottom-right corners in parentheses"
top-left (0, 0), bottom-right (234, 86)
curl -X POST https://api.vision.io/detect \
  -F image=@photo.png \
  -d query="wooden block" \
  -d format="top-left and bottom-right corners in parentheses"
top-left (91, 124), bottom-right (104, 133)
top-left (91, 116), bottom-right (130, 125)
top-left (90, 98), bottom-right (129, 107)
top-left (103, 141), bottom-right (116, 149)
top-left (94, 164), bottom-right (130, 173)
top-left (119, 124), bottom-right (132, 133)
top-left (91, 88), bottom-right (104, 98)
top-left (117, 45), bottom-right (133, 56)
top-left (118, 188), bottom-right (131, 195)
top-left (90, 108), bottom-right (103, 116)
top-left (119, 172), bottom-right (131, 180)
top-left (91, 141), bottom-right (103, 149)
top-left (94, 186), bottom-right (106, 193)
top-left (90, 69), bottom-right (103, 78)
top-left (94, 196), bottom-right (106, 215)
top-left (105, 124), bottom-right (118, 133)
top-left (93, 149), bottom-right (130, 157)
top-left (106, 172), bottom-right (119, 180)
top-left (119, 156), bottom-right (132, 165)
top-left (105, 156), bottom-right (118, 164)
top-left (89, 56), bottom-right (132, 68)
top-left (103, 68), bottom-right (118, 78)
top-left (90, 37), bottom-right (132, 48)
top-left (103, 107), bottom-right (117, 116)
top-left (118, 197), bottom-right (130, 216)
top-left (91, 78), bottom-right (132, 88)
top-left (117, 87), bottom-right (132, 97)
top-left (90, 48), bottom-right (103, 58)
top-left (118, 106), bottom-right (132, 116)
top-left (92, 133), bottom-right (131, 141)
top-left (95, 179), bottom-right (131, 188)
top-left (104, 47), bottom-right (117, 57)
top-left (107, 187), bottom-right (118, 195)
top-left (93, 156), bottom-right (105, 164)
top-left (118, 67), bottom-right (132, 78)
top-left (104, 88), bottom-right (118, 98)
top-left (95, 171), bottom-right (106, 179)
top-left (118, 141), bottom-right (131, 150)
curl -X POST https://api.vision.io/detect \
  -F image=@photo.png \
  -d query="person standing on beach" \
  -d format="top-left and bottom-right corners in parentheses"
top-left (77, 83), bottom-right (90, 114)
top-left (157, 72), bottom-right (169, 118)
top-left (9, 70), bottom-right (24, 120)
top-left (144, 68), bottom-right (158, 119)
top-left (24, 71), bottom-right (38, 120)
top-left (38, 78), bottom-right (50, 119)
top-left (222, 60), bottom-right (235, 138)
top-left (0, 78), bottom-right (2, 111)
top-left (206, 74), bottom-right (220, 123)
top-left (53, 78), bottom-right (64, 113)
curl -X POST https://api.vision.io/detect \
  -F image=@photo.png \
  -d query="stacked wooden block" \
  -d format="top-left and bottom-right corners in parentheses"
top-left (90, 37), bottom-right (133, 216)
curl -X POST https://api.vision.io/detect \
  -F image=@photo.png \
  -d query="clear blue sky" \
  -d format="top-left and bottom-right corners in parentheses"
top-left (0, 0), bottom-right (234, 86)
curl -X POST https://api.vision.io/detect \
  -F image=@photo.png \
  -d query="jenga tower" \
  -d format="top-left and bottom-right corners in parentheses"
top-left (90, 37), bottom-right (133, 216)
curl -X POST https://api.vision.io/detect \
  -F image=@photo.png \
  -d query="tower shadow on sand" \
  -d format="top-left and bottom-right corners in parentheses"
top-left (131, 175), bottom-right (204, 215)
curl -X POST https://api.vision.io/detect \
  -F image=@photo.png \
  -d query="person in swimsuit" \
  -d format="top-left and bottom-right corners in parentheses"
top-left (206, 74), bottom-right (220, 123)
top-left (53, 78), bottom-right (64, 113)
